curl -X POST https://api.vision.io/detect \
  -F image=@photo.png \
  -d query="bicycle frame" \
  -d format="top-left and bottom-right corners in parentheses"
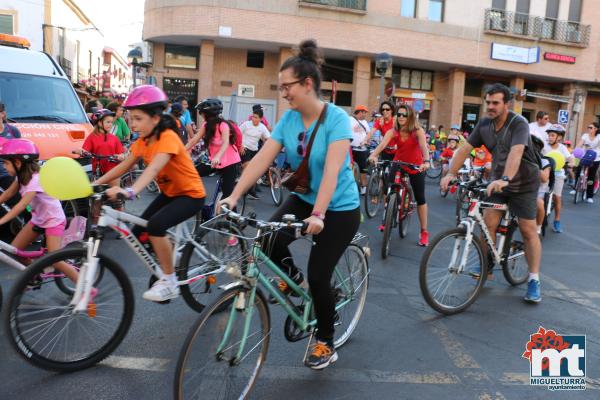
top-left (70, 203), bottom-right (226, 313)
top-left (0, 239), bottom-right (45, 272)
top-left (456, 196), bottom-right (511, 271)
top-left (216, 229), bottom-right (367, 362)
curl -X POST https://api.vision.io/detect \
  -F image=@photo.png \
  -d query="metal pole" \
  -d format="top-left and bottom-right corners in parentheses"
top-left (379, 75), bottom-right (385, 102)
top-left (132, 63), bottom-right (137, 88)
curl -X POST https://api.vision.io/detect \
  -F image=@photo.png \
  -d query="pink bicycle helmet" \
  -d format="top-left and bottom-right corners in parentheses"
top-left (0, 138), bottom-right (39, 161)
top-left (122, 85), bottom-right (168, 110)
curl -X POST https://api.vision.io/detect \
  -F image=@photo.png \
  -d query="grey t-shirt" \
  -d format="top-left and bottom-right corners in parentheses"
top-left (467, 112), bottom-right (540, 193)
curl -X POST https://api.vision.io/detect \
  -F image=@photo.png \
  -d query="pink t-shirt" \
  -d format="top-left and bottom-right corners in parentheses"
top-left (19, 173), bottom-right (66, 228)
top-left (205, 121), bottom-right (241, 169)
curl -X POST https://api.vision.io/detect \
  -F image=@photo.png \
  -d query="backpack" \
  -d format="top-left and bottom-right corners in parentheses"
top-left (542, 156), bottom-right (556, 191)
top-left (580, 149), bottom-right (597, 167)
top-left (223, 120), bottom-right (243, 151)
top-left (175, 119), bottom-right (187, 144)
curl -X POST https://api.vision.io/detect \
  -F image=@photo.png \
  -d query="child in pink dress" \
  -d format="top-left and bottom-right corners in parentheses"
top-left (0, 139), bottom-right (78, 282)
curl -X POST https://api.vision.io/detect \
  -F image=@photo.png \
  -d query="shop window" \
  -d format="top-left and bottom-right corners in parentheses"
top-left (322, 90), bottom-right (352, 107)
top-left (246, 51), bottom-right (264, 68)
top-left (465, 78), bottom-right (484, 97)
top-left (0, 14), bottom-right (14, 35)
top-left (524, 83), bottom-right (537, 103)
top-left (322, 58), bottom-right (354, 84)
top-left (165, 44), bottom-right (199, 69)
top-left (393, 67), bottom-right (433, 91)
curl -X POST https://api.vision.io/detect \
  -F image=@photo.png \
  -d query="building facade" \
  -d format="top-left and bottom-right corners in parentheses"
top-left (143, 0), bottom-right (599, 140)
top-left (0, 0), bottom-right (131, 99)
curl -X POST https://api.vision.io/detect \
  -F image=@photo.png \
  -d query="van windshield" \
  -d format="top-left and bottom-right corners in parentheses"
top-left (0, 72), bottom-right (87, 124)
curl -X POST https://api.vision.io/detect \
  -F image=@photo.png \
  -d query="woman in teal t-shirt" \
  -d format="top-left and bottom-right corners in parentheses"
top-left (221, 39), bottom-right (360, 370)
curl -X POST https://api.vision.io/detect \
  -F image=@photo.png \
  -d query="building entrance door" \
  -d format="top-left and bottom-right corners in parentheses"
top-left (163, 77), bottom-right (198, 121)
top-left (462, 104), bottom-right (481, 134)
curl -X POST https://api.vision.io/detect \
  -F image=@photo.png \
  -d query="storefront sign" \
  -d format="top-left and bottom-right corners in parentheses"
top-left (411, 92), bottom-right (427, 99)
top-left (544, 52), bottom-right (576, 64)
top-left (467, 113), bottom-right (477, 121)
top-left (238, 84), bottom-right (255, 97)
top-left (491, 43), bottom-right (539, 64)
top-left (218, 26), bottom-right (232, 37)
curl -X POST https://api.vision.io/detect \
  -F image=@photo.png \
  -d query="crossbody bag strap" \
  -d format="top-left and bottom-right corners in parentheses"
top-left (302, 103), bottom-right (328, 161)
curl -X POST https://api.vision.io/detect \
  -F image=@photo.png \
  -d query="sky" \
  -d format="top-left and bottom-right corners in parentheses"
top-left (78, 0), bottom-right (145, 59)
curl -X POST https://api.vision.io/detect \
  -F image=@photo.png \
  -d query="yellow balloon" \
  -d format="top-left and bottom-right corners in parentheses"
top-left (40, 157), bottom-right (92, 200)
top-left (546, 151), bottom-right (566, 171)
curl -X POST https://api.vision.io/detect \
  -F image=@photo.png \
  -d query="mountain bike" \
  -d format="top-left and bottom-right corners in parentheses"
top-left (173, 207), bottom-right (370, 400)
top-left (381, 161), bottom-right (419, 259)
top-left (419, 181), bottom-right (528, 315)
top-left (4, 185), bottom-right (246, 372)
top-left (364, 160), bottom-right (390, 218)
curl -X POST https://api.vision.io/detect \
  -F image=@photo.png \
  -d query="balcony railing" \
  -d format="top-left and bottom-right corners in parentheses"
top-left (299, 0), bottom-right (367, 12)
top-left (484, 8), bottom-right (590, 47)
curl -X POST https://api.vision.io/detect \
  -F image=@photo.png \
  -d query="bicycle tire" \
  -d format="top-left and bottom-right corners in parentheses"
top-left (54, 259), bottom-right (105, 296)
top-left (364, 173), bottom-right (382, 218)
top-left (426, 160), bottom-right (442, 179)
top-left (174, 287), bottom-right (270, 400)
top-left (419, 227), bottom-right (487, 315)
top-left (381, 192), bottom-right (397, 259)
top-left (501, 222), bottom-right (528, 286)
top-left (4, 247), bottom-right (134, 372)
top-left (269, 168), bottom-right (283, 206)
top-left (398, 189), bottom-right (412, 239)
top-left (147, 179), bottom-right (160, 194)
top-left (332, 244), bottom-right (369, 348)
top-left (178, 222), bottom-right (247, 312)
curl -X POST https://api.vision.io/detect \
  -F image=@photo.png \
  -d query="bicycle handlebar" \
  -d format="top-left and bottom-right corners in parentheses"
top-left (74, 150), bottom-right (120, 163)
top-left (220, 205), bottom-right (308, 233)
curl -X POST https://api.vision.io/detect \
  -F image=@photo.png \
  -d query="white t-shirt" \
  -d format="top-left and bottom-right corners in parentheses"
top-left (581, 133), bottom-right (600, 161)
top-left (350, 116), bottom-right (370, 148)
top-left (529, 122), bottom-right (550, 142)
top-left (539, 158), bottom-right (551, 193)
top-left (542, 143), bottom-right (572, 177)
top-left (239, 120), bottom-right (270, 151)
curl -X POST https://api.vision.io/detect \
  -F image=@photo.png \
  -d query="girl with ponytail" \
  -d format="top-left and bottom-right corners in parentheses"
top-left (97, 85), bottom-right (206, 303)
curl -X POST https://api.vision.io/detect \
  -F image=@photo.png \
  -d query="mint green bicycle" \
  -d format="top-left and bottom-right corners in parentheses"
top-left (174, 207), bottom-right (370, 399)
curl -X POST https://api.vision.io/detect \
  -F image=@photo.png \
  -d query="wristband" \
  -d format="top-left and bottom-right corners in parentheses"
top-left (311, 211), bottom-right (325, 221)
top-left (125, 187), bottom-right (136, 200)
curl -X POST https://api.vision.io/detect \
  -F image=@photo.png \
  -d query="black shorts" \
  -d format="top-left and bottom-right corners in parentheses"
top-left (486, 190), bottom-right (537, 220)
top-left (351, 149), bottom-right (369, 173)
top-left (241, 149), bottom-right (258, 163)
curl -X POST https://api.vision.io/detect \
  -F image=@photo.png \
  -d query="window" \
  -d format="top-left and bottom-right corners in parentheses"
top-left (464, 78), bottom-right (484, 97)
top-left (542, 0), bottom-right (559, 39)
top-left (401, 0), bottom-right (417, 18)
top-left (393, 67), bottom-right (433, 91)
top-left (322, 90), bottom-right (352, 107)
top-left (322, 58), bottom-right (354, 84)
top-left (491, 0), bottom-right (506, 9)
top-left (246, 51), bottom-right (264, 68)
top-left (524, 83), bottom-right (537, 103)
top-left (516, 0), bottom-right (530, 13)
top-left (568, 0), bottom-right (582, 22)
top-left (514, 0), bottom-right (530, 35)
top-left (165, 44), bottom-right (199, 69)
top-left (0, 14), bottom-right (13, 35)
top-left (546, 0), bottom-right (559, 18)
top-left (428, 0), bottom-right (444, 22)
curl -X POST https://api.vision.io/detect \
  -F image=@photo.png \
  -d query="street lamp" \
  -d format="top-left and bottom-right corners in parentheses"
top-left (127, 47), bottom-right (143, 88)
top-left (375, 52), bottom-right (392, 102)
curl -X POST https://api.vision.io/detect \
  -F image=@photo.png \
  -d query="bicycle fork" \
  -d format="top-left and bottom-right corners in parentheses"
top-left (453, 220), bottom-right (476, 273)
top-left (71, 237), bottom-right (101, 313)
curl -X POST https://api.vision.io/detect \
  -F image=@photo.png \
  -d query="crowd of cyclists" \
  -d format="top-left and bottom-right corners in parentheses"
top-left (0, 38), bottom-right (599, 379)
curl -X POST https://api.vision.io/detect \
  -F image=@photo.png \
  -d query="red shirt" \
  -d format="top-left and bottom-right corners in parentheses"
top-left (394, 129), bottom-right (423, 174)
top-left (82, 132), bottom-right (125, 174)
top-left (440, 147), bottom-right (454, 162)
top-left (374, 118), bottom-right (395, 154)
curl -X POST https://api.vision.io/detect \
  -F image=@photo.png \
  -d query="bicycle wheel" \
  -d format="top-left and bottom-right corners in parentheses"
top-left (269, 168), bottom-right (283, 206)
top-left (54, 254), bottom-right (105, 296)
top-left (398, 189), bottom-right (412, 239)
top-left (147, 179), bottom-right (160, 193)
top-left (501, 223), bottom-right (528, 286)
top-left (381, 192), bottom-right (397, 259)
top-left (331, 244), bottom-right (368, 348)
top-left (181, 210), bottom-right (203, 239)
top-left (4, 247), bottom-right (134, 372)
top-left (174, 287), bottom-right (270, 400)
top-left (364, 173), bottom-right (383, 218)
top-left (426, 160), bottom-right (442, 179)
top-left (178, 221), bottom-right (247, 312)
top-left (574, 176), bottom-right (585, 204)
top-left (419, 228), bottom-right (487, 315)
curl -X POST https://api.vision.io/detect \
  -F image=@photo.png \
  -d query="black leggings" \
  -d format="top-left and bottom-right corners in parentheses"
top-left (387, 165), bottom-right (427, 205)
top-left (132, 194), bottom-right (205, 237)
top-left (217, 163), bottom-right (240, 199)
top-left (267, 195), bottom-right (360, 344)
top-left (575, 161), bottom-right (600, 199)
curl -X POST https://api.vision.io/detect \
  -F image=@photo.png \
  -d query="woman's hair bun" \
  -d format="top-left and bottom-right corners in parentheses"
top-left (297, 39), bottom-right (323, 66)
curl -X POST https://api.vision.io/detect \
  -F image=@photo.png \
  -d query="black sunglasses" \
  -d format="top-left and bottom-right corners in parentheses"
top-left (297, 131), bottom-right (306, 156)
top-left (381, 107), bottom-right (392, 112)
top-left (397, 112), bottom-right (409, 118)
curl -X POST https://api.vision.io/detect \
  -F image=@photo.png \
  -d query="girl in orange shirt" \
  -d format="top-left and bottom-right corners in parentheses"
top-left (97, 85), bottom-right (206, 303)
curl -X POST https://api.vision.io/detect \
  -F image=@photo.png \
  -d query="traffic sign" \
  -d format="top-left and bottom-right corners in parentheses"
top-left (413, 99), bottom-right (425, 114)
top-left (558, 110), bottom-right (569, 124)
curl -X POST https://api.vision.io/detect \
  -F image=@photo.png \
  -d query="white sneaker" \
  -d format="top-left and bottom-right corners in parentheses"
top-left (569, 190), bottom-right (576, 195)
top-left (143, 279), bottom-right (180, 302)
top-left (586, 198), bottom-right (594, 204)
